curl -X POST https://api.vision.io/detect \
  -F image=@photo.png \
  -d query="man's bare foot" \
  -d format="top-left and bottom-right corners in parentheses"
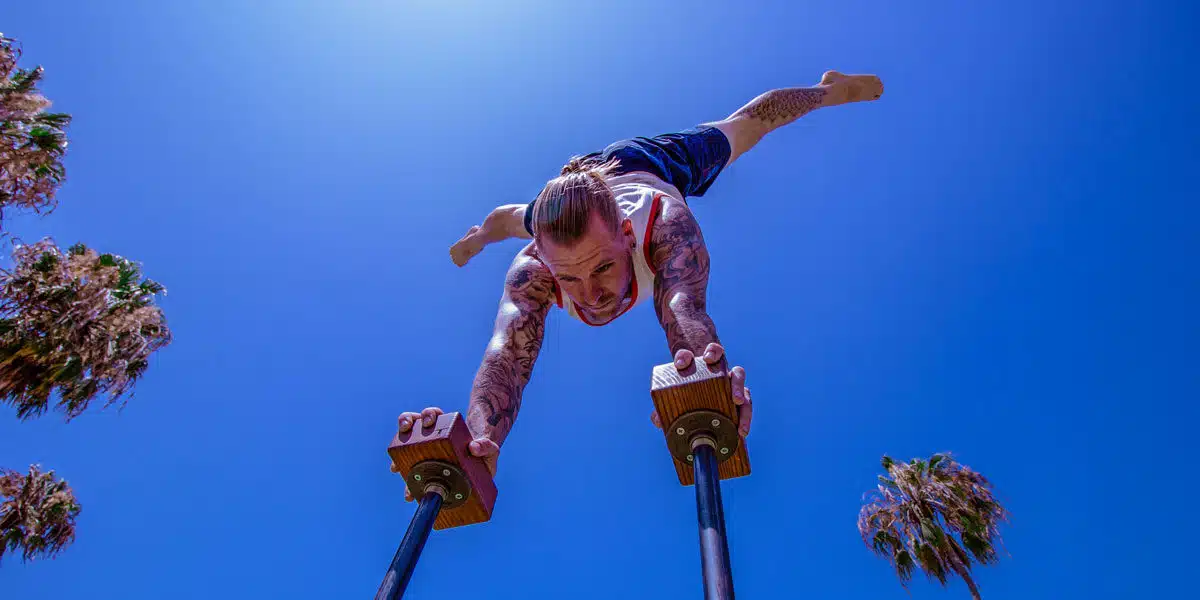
top-left (450, 226), bottom-right (485, 267)
top-left (818, 71), bottom-right (883, 106)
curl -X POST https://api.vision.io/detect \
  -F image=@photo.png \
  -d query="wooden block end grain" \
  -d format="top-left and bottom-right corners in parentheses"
top-left (387, 412), bottom-right (498, 530)
top-left (651, 360), bottom-right (751, 486)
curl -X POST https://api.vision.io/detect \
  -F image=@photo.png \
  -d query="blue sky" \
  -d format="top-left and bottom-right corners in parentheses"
top-left (2, 1), bottom-right (1197, 598)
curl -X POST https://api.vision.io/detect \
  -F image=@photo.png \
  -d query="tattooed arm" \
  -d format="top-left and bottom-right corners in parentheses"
top-left (649, 198), bottom-right (721, 359)
top-left (706, 71), bottom-right (883, 165)
top-left (464, 248), bottom-right (556, 461)
top-left (648, 198), bottom-right (753, 435)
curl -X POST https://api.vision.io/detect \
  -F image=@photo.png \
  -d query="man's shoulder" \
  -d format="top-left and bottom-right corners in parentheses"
top-left (647, 196), bottom-right (705, 271)
top-left (649, 195), bottom-right (700, 240)
top-left (504, 244), bottom-right (558, 305)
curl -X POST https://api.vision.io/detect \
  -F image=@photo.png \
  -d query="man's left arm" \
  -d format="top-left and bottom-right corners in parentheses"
top-left (648, 199), bottom-right (752, 437)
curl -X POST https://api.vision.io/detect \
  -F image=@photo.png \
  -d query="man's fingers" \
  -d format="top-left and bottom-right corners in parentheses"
top-left (397, 411), bottom-right (422, 433)
top-left (469, 438), bottom-right (501, 477)
top-left (738, 387), bottom-right (753, 437)
top-left (469, 438), bottom-right (500, 458)
top-left (730, 366), bottom-right (747, 405)
top-left (651, 410), bottom-right (662, 428)
top-left (702, 342), bottom-right (725, 365)
top-left (673, 348), bottom-right (694, 369)
top-left (399, 408), bottom-right (444, 433)
top-left (394, 459), bottom-right (413, 501)
top-left (420, 406), bottom-right (444, 427)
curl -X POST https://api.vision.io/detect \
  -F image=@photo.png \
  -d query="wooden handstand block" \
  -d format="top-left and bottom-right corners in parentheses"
top-left (387, 412), bottom-right (497, 530)
top-left (651, 360), bottom-right (752, 486)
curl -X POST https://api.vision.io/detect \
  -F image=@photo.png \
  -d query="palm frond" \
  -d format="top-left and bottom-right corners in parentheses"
top-left (894, 548), bottom-right (916, 583)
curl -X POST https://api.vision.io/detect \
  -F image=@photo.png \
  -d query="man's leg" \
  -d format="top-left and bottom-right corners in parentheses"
top-left (706, 71), bottom-right (883, 166)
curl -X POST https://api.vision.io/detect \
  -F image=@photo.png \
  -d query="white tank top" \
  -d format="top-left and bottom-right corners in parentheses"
top-left (550, 172), bottom-right (682, 326)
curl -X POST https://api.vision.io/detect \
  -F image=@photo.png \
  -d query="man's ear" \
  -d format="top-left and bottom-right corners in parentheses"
top-left (622, 219), bottom-right (635, 246)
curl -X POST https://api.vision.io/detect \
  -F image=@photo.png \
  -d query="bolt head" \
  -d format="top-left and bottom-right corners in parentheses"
top-left (720, 447), bottom-right (730, 455)
top-left (712, 419), bottom-right (721, 427)
top-left (686, 454), bottom-right (694, 462)
top-left (413, 474), bottom-right (422, 481)
top-left (454, 493), bottom-right (464, 500)
top-left (442, 469), bottom-right (451, 476)
top-left (676, 427), bottom-right (686, 435)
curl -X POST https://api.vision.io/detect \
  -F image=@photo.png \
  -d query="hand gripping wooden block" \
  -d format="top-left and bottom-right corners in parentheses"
top-left (387, 411), bottom-right (497, 530)
top-left (651, 359), bottom-right (751, 486)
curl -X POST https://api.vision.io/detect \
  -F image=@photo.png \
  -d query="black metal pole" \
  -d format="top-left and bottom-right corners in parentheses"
top-left (711, 458), bottom-right (734, 583)
top-left (693, 443), bottom-right (735, 600)
top-left (375, 489), bottom-right (445, 600)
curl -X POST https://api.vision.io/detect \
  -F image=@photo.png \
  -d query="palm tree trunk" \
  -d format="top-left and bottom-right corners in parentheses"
top-left (950, 562), bottom-right (982, 600)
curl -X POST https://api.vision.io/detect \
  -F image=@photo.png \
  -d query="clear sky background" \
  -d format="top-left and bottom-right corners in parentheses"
top-left (2, 1), bottom-right (1197, 598)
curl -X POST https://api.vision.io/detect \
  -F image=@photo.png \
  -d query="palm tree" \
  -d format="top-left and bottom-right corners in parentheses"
top-left (0, 239), bottom-right (172, 420)
top-left (857, 453), bottom-right (1010, 600)
top-left (0, 35), bottom-right (171, 423)
top-left (0, 32), bottom-right (166, 567)
top-left (0, 464), bottom-right (81, 563)
top-left (1, 33), bottom-right (71, 222)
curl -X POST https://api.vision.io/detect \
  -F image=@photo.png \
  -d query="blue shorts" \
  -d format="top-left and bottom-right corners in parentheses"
top-left (523, 125), bottom-right (731, 236)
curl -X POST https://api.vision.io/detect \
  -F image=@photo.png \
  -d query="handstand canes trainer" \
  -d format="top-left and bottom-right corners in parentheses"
top-left (377, 358), bottom-right (748, 599)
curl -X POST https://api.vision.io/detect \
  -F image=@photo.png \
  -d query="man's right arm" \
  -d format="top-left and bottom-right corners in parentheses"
top-left (464, 249), bottom-right (556, 453)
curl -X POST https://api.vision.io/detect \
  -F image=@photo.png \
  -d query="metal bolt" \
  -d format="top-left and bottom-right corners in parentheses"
top-left (712, 419), bottom-right (721, 427)
top-left (676, 427), bottom-right (686, 435)
top-left (720, 447), bottom-right (730, 455)
top-left (413, 474), bottom-right (422, 481)
top-left (454, 493), bottom-right (464, 500)
top-left (442, 469), bottom-right (451, 476)
top-left (686, 454), bottom-right (694, 462)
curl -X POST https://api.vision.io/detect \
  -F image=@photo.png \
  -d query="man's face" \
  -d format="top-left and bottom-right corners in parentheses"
top-left (537, 213), bottom-right (637, 323)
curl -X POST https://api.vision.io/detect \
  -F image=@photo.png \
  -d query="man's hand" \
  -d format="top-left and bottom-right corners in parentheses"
top-left (391, 406), bottom-right (501, 502)
top-left (649, 342), bottom-right (753, 438)
top-left (646, 199), bottom-right (751, 439)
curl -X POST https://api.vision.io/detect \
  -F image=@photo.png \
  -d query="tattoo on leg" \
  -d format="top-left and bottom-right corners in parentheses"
top-left (732, 88), bottom-right (828, 127)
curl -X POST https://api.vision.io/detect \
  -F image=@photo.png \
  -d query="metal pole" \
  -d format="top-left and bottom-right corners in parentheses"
top-left (375, 487), bottom-right (445, 600)
top-left (692, 441), bottom-right (735, 600)
top-left (711, 459), bottom-right (734, 585)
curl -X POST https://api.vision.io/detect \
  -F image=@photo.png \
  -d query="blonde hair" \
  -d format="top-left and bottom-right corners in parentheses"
top-left (530, 156), bottom-right (623, 246)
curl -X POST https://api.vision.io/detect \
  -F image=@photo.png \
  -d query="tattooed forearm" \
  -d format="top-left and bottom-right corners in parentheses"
top-left (730, 87), bottom-right (828, 128)
top-left (649, 201), bottom-right (722, 360)
top-left (465, 255), bottom-right (555, 447)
